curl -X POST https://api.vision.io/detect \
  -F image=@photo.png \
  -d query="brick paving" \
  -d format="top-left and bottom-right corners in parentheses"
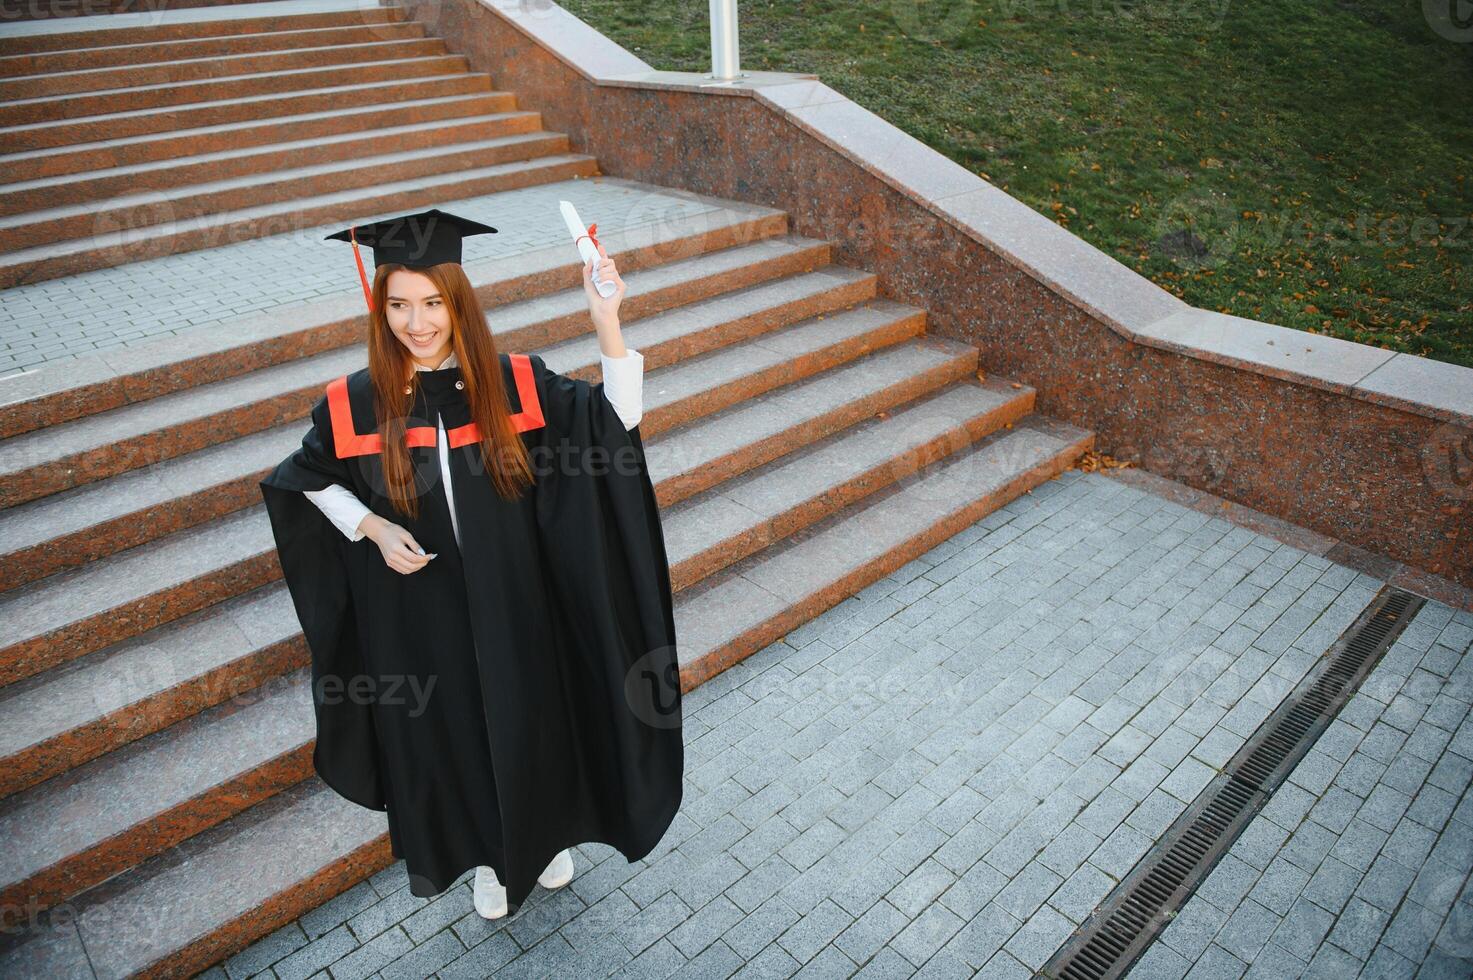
top-left (0, 176), bottom-right (727, 379)
top-left (1137, 596), bottom-right (1473, 979)
top-left (203, 469), bottom-right (1473, 979)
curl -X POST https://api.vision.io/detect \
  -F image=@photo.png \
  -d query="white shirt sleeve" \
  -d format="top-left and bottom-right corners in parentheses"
top-left (304, 483), bottom-right (373, 542)
top-left (600, 348), bottom-right (644, 430)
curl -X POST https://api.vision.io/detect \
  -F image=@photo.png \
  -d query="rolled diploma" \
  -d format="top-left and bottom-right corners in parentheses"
top-left (559, 200), bottom-right (617, 298)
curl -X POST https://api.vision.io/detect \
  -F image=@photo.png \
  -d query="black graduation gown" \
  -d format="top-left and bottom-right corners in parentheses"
top-left (257, 351), bottom-right (684, 915)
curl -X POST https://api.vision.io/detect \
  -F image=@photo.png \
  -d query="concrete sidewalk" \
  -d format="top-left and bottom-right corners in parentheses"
top-left (209, 468), bottom-right (1473, 980)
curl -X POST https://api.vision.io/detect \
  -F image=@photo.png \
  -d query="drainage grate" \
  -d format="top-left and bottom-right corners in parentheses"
top-left (1043, 586), bottom-right (1424, 980)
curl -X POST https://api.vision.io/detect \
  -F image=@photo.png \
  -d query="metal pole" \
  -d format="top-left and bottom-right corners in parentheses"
top-left (709, 0), bottom-right (743, 81)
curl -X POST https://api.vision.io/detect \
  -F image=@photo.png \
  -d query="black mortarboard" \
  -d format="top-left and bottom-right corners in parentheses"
top-left (325, 208), bottom-right (498, 311)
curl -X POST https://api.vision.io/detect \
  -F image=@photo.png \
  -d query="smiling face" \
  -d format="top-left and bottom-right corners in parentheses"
top-left (385, 267), bottom-right (454, 367)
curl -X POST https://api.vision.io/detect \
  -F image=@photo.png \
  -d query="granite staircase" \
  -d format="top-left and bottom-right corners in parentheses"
top-left (0, 4), bottom-right (1094, 977)
top-left (0, 1), bottom-right (595, 288)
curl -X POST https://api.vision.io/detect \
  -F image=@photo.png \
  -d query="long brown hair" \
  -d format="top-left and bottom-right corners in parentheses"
top-left (365, 261), bottom-right (535, 519)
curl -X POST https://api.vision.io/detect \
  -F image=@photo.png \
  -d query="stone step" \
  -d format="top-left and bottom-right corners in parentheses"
top-left (0, 307), bottom-right (929, 684)
top-left (0, 664), bottom-right (319, 918)
top-left (0, 20), bottom-right (432, 78)
top-left (0, 148), bottom-right (594, 288)
top-left (643, 338), bottom-right (984, 505)
top-left (0, 777), bottom-right (390, 980)
top-left (1, 72), bottom-right (502, 153)
top-left (617, 298), bottom-right (925, 434)
top-left (0, 422), bottom-right (302, 592)
top-left (0, 53), bottom-right (477, 128)
top-left (0, 96), bottom-right (528, 185)
top-left (0, 195), bottom-right (793, 438)
top-left (0, 5), bottom-right (410, 59)
top-left (0, 35), bottom-right (455, 101)
top-left (0, 506), bottom-right (278, 691)
top-left (0, 413), bottom-right (1089, 980)
top-left (0, 244), bottom-right (859, 509)
top-left (0, 111), bottom-right (545, 213)
top-left (674, 414), bottom-right (1096, 687)
top-left (0, 582), bottom-right (305, 801)
top-left (662, 378), bottom-right (1034, 590)
top-left (3, 129), bottom-right (577, 246)
top-left (0, 341), bottom-right (983, 799)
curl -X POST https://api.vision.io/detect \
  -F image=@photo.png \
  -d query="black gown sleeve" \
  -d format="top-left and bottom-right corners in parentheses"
top-left (527, 353), bottom-right (684, 824)
top-left (259, 393), bottom-right (387, 811)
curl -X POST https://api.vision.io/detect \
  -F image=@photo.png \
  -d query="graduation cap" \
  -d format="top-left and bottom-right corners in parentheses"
top-left (326, 208), bottom-right (498, 311)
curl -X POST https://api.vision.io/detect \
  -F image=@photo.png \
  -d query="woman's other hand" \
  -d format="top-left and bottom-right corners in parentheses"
top-left (364, 515), bottom-right (435, 574)
top-left (583, 238), bottom-right (626, 330)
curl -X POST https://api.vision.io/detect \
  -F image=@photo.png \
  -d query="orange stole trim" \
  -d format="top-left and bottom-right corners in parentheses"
top-left (325, 354), bottom-right (544, 459)
top-left (507, 352), bottom-right (545, 433)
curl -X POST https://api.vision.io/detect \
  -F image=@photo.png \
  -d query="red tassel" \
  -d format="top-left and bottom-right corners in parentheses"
top-left (350, 225), bottom-right (374, 313)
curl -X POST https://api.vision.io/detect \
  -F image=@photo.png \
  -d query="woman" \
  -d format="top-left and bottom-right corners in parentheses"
top-left (259, 209), bottom-right (684, 920)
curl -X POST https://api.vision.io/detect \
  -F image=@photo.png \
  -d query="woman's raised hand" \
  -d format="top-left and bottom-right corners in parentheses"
top-left (368, 519), bottom-right (435, 574)
top-left (583, 238), bottom-right (626, 330)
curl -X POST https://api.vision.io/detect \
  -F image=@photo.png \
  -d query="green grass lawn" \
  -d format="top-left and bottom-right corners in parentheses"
top-left (557, 0), bottom-right (1473, 369)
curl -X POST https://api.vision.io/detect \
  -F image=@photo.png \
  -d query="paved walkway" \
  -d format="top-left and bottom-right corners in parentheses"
top-left (206, 469), bottom-right (1473, 980)
top-left (1143, 599), bottom-right (1473, 979)
top-left (0, 177), bottom-right (729, 380)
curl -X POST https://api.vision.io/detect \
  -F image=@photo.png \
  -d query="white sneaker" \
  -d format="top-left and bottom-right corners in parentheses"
top-left (472, 865), bottom-right (507, 919)
top-left (537, 848), bottom-right (574, 889)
